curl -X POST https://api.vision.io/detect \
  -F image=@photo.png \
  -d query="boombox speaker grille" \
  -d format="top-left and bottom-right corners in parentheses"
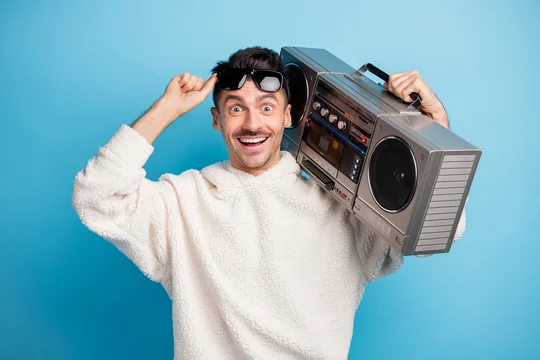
top-left (415, 154), bottom-right (477, 252)
top-left (369, 137), bottom-right (417, 213)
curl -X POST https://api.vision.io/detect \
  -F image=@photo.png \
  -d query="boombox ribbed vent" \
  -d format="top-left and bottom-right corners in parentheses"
top-left (414, 154), bottom-right (476, 252)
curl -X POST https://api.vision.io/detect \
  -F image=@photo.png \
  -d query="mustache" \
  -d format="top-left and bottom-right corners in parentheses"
top-left (234, 130), bottom-right (272, 137)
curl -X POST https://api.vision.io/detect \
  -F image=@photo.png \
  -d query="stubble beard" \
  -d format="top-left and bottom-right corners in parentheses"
top-left (226, 130), bottom-right (284, 173)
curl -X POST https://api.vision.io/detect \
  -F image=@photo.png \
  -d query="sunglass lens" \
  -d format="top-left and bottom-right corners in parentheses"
top-left (219, 69), bottom-right (248, 90)
top-left (253, 71), bottom-right (282, 92)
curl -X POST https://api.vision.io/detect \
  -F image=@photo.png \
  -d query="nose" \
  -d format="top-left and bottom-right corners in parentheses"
top-left (242, 109), bottom-right (264, 132)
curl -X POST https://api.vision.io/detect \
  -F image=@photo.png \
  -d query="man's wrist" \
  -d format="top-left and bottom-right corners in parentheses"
top-left (131, 96), bottom-right (179, 145)
top-left (432, 109), bottom-right (449, 129)
top-left (422, 104), bottom-right (449, 129)
top-left (150, 95), bottom-right (181, 125)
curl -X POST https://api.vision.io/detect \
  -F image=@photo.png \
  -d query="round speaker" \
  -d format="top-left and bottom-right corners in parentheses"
top-left (368, 136), bottom-right (417, 212)
top-left (283, 63), bottom-right (308, 129)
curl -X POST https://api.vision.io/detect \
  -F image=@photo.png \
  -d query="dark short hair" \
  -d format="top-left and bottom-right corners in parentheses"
top-left (211, 46), bottom-right (289, 110)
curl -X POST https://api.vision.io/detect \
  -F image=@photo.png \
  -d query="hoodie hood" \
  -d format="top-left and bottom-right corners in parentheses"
top-left (200, 151), bottom-right (301, 198)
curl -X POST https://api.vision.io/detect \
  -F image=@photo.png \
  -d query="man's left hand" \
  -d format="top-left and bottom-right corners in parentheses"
top-left (383, 70), bottom-right (449, 129)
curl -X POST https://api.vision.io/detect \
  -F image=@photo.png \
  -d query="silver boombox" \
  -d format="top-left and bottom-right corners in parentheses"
top-left (280, 46), bottom-right (481, 256)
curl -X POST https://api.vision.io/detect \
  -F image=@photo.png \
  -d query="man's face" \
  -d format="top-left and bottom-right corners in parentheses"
top-left (211, 79), bottom-right (292, 175)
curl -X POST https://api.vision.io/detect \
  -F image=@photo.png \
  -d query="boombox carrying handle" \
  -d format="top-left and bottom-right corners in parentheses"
top-left (357, 63), bottom-right (422, 109)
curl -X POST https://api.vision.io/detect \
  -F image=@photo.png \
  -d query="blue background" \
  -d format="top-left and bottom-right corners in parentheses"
top-left (1, 0), bottom-right (538, 359)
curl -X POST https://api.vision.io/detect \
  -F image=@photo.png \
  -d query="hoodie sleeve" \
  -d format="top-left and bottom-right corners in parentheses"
top-left (72, 124), bottom-right (173, 284)
top-left (355, 225), bottom-right (405, 284)
top-left (453, 206), bottom-right (467, 241)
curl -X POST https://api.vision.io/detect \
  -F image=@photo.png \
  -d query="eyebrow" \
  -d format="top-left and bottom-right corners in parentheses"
top-left (223, 93), bottom-right (279, 105)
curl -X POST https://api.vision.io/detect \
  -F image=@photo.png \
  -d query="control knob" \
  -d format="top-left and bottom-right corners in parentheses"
top-left (320, 108), bottom-right (329, 117)
top-left (337, 120), bottom-right (347, 130)
top-left (329, 114), bottom-right (338, 124)
top-left (312, 101), bottom-right (321, 111)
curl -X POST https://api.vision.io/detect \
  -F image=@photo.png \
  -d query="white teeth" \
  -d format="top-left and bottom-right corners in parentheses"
top-left (239, 137), bottom-right (267, 144)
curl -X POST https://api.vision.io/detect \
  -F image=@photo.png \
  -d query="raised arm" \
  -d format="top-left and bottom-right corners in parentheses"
top-left (72, 73), bottom-right (217, 286)
top-left (384, 69), bottom-right (468, 257)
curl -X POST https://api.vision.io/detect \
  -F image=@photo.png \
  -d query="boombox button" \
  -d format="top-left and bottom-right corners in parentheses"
top-left (320, 108), bottom-right (329, 117)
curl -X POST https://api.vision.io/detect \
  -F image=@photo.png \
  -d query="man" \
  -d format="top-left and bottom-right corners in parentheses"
top-left (72, 46), bottom-right (464, 359)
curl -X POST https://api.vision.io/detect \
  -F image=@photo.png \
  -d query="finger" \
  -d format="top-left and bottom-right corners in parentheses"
top-left (199, 74), bottom-right (218, 98)
top-left (387, 74), bottom-right (404, 93)
top-left (193, 77), bottom-right (204, 92)
top-left (389, 70), bottom-right (417, 93)
top-left (394, 74), bottom-right (419, 101)
top-left (182, 75), bottom-right (218, 112)
top-left (182, 75), bottom-right (200, 92)
top-left (392, 71), bottom-right (417, 96)
top-left (386, 72), bottom-right (408, 91)
top-left (399, 77), bottom-right (424, 103)
top-left (178, 73), bottom-right (191, 88)
top-left (167, 74), bottom-right (183, 92)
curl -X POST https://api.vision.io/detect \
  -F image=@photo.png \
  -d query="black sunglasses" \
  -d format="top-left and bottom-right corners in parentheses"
top-left (217, 69), bottom-right (284, 92)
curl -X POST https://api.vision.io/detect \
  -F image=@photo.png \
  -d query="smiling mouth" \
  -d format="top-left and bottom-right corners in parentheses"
top-left (237, 136), bottom-right (269, 147)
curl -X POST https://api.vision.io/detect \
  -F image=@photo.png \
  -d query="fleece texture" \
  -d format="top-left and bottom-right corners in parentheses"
top-left (72, 124), bottom-right (465, 359)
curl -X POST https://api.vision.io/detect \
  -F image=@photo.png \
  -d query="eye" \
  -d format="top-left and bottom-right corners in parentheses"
top-left (230, 105), bottom-right (243, 113)
top-left (262, 105), bottom-right (273, 112)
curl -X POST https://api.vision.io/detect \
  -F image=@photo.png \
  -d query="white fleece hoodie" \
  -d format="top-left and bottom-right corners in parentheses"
top-left (72, 124), bottom-right (464, 359)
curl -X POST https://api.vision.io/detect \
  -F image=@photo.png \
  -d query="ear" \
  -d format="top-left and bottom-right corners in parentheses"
top-left (211, 107), bottom-right (221, 130)
top-left (284, 104), bottom-right (292, 128)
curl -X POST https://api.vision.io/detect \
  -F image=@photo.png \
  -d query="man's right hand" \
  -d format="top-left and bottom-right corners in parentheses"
top-left (158, 73), bottom-right (218, 121)
top-left (131, 73), bottom-right (218, 145)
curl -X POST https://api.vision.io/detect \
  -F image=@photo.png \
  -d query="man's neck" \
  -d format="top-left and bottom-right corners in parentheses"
top-left (230, 153), bottom-right (281, 176)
